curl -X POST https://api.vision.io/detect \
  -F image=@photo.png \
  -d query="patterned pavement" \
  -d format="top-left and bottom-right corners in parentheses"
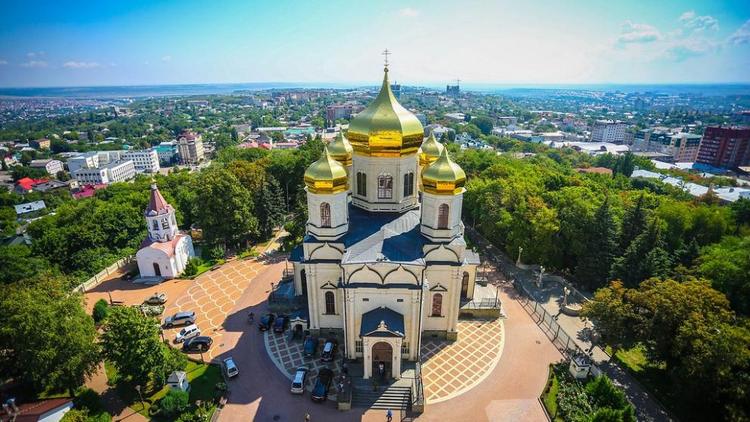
top-left (265, 330), bottom-right (342, 391)
top-left (420, 318), bottom-right (505, 403)
top-left (164, 258), bottom-right (265, 360)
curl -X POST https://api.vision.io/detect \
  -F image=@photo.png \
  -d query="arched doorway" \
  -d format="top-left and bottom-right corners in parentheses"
top-left (152, 263), bottom-right (161, 277)
top-left (372, 342), bottom-right (393, 380)
top-left (461, 272), bottom-right (470, 299)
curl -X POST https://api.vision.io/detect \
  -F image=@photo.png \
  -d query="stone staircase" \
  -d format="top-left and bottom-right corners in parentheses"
top-left (351, 378), bottom-right (411, 411)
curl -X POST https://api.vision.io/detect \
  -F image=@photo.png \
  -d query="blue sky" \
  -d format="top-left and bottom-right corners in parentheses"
top-left (1, 0), bottom-right (749, 87)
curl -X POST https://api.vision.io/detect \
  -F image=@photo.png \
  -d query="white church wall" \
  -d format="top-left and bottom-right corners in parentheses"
top-left (306, 190), bottom-right (348, 240)
top-left (351, 154), bottom-right (419, 212)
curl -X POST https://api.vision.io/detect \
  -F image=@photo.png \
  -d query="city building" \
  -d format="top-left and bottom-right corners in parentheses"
top-left (446, 84), bottom-right (460, 96)
top-left (670, 133), bottom-right (702, 162)
top-left (177, 131), bottom-right (205, 164)
top-left (290, 66), bottom-right (480, 380)
top-left (73, 160), bottom-right (135, 185)
top-left (67, 154), bottom-right (99, 173)
top-left (590, 120), bottom-right (627, 143)
top-left (136, 184), bottom-right (195, 279)
top-left (696, 127), bottom-right (750, 169)
top-left (14, 200), bottom-right (46, 217)
top-left (30, 138), bottom-right (51, 150)
top-left (390, 83), bottom-right (401, 98)
top-left (124, 149), bottom-right (160, 173)
top-left (29, 159), bottom-right (64, 176)
top-left (154, 141), bottom-right (178, 165)
top-left (326, 104), bottom-right (354, 123)
top-left (14, 177), bottom-right (47, 194)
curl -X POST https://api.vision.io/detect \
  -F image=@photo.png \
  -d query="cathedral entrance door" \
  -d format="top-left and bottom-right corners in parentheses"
top-left (153, 263), bottom-right (161, 277)
top-left (372, 342), bottom-right (393, 380)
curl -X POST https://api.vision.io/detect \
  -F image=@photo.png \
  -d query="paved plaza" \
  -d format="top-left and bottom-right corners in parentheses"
top-left (264, 330), bottom-right (342, 388)
top-left (421, 318), bottom-right (504, 403)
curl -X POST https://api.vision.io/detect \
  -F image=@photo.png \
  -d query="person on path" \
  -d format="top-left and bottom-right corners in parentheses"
top-left (304, 412), bottom-right (310, 422)
top-left (386, 408), bottom-right (393, 422)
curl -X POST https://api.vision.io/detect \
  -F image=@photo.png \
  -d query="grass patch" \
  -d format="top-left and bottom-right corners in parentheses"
top-left (541, 366), bottom-right (563, 421)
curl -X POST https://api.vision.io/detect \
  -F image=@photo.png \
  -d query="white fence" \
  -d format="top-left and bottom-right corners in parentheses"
top-left (72, 256), bottom-right (135, 293)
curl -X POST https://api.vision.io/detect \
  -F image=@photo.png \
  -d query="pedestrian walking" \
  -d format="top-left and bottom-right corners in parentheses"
top-left (386, 408), bottom-right (393, 422)
top-left (304, 412), bottom-right (310, 422)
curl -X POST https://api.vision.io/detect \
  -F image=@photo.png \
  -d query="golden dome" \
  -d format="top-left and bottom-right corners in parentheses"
top-left (347, 67), bottom-right (424, 158)
top-left (421, 148), bottom-right (466, 195)
top-left (304, 146), bottom-right (349, 194)
top-left (327, 131), bottom-right (353, 166)
top-left (418, 131), bottom-right (445, 166)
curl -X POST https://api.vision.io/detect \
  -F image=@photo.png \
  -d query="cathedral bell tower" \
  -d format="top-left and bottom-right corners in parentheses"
top-left (420, 148), bottom-right (466, 241)
top-left (145, 183), bottom-right (178, 242)
top-left (304, 146), bottom-right (349, 240)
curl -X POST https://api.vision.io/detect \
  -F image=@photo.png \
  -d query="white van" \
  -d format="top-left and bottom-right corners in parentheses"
top-left (175, 324), bottom-right (200, 343)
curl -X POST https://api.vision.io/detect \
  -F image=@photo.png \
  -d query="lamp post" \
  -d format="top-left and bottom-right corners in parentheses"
top-left (270, 282), bottom-right (275, 301)
top-left (135, 385), bottom-right (144, 411)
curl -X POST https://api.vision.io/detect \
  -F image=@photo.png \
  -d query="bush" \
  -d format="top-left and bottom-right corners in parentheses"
top-left (183, 258), bottom-right (201, 277)
top-left (159, 389), bottom-right (189, 418)
top-left (92, 299), bottom-right (109, 323)
top-left (208, 245), bottom-right (224, 261)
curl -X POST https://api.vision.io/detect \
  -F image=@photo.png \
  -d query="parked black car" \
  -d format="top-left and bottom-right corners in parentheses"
top-left (311, 367), bottom-right (334, 402)
top-left (258, 313), bottom-right (275, 331)
top-left (273, 315), bottom-right (288, 333)
top-left (303, 336), bottom-right (318, 357)
top-left (182, 336), bottom-right (213, 352)
top-left (321, 339), bottom-right (337, 362)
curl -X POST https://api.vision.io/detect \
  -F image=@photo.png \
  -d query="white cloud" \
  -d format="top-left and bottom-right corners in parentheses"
top-left (63, 61), bottom-right (102, 69)
top-left (617, 21), bottom-right (662, 43)
top-left (0, 60), bottom-right (8, 65)
top-left (679, 10), bottom-right (719, 32)
top-left (728, 19), bottom-right (750, 45)
top-left (398, 7), bottom-right (419, 18)
top-left (26, 51), bottom-right (45, 58)
top-left (20, 60), bottom-right (48, 68)
top-left (665, 39), bottom-right (716, 61)
top-left (161, 55), bottom-right (172, 62)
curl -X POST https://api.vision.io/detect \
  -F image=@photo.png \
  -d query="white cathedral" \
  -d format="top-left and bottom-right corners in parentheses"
top-left (136, 184), bottom-right (195, 279)
top-left (290, 65), bottom-right (480, 380)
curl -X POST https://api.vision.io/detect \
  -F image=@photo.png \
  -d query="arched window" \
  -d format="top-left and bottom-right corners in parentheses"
top-left (320, 202), bottom-right (331, 228)
top-left (152, 220), bottom-right (159, 230)
top-left (325, 291), bottom-right (335, 314)
top-left (161, 218), bottom-right (170, 230)
top-left (438, 204), bottom-right (450, 229)
top-left (403, 172), bottom-right (414, 197)
top-left (431, 293), bottom-right (443, 317)
top-left (357, 172), bottom-right (367, 196)
top-left (377, 174), bottom-right (393, 199)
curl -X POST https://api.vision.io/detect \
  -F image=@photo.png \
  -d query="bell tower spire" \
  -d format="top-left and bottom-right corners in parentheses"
top-left (145, 183), bottom-right (177, 242)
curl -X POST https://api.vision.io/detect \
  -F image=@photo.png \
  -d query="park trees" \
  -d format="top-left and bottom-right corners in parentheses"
top-left (698, 236), bottom-right (750, 315)
top-left (0, 277), bottom-right (99, 395)
top-left (575, 197), bottom-right (618, 290)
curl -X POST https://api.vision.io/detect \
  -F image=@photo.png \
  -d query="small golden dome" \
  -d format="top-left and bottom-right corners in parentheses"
top-left (304, 146), bottom-right (349, 194)
top-left (327, 131), bottom-right (353, 166)
top-left (347, 67), bottom-right (424, 158)
top-left (421, 148), bottom-right (466, 195)
top-left (418, 131), bottom-right (445, 166)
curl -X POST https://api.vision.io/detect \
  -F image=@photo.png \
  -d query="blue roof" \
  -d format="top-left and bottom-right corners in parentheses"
top-left (339, 205), bottom-right (427, 265)
top-left (360, 307), bottom-right (405, 338)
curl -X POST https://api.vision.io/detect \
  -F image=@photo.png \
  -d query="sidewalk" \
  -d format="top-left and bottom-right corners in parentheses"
top-left (466, 227), bottom-right (672, 422)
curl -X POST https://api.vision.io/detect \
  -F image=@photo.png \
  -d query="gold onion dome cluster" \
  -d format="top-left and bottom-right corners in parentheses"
top-left (421, 148), bottom-right (466, 195)
top-left (327, 131), bottom-right (353, 166)
top-left (418, 131), bottom-right (445, 166)
top-left (304, 146), bottom-right (349, 194)
top-left (347, 67), bottom-right (424, 157)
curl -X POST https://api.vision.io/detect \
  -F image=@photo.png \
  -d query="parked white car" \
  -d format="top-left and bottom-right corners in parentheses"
top-left (174, 324), bottom-right (200, 343)
top-left (223, 357), bottom-right (239, 378)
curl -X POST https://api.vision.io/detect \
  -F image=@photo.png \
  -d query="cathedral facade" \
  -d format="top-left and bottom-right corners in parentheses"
top-left (290, 66), bottom-right (479, 380)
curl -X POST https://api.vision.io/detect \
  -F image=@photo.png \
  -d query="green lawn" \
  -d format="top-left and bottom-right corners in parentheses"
top-left (540, 366), bottom-right (564, 422)
top-left (105, 360), bottom-right (221, 420)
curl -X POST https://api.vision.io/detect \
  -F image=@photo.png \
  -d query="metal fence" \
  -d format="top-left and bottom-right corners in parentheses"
top-left (514, 281), bottom-right (587, 360)
top-left (461, 297), bottom-right (501, 309)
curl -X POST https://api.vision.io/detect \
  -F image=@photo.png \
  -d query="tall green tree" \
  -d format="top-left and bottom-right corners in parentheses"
top-left (101, 306), bottom-right (165, 385)
top-left (730, 197), bottom-right (750, 234)
top-left (255, 175), bottom-right (286, 239)
top-left (575, 198), bottom-right (618, 290)
top-left (611, 218), bottom-right (670, 287)
top-left (581, 281), bottom-right (640, 354)
top-left (193, 167), bottom-right (258, 249)
top-left (698, 236), bottom-right (750, 315)
top-left (0, 277), bottom-right (99, 395)
top-left (619, 194), bottom-right (647, 250)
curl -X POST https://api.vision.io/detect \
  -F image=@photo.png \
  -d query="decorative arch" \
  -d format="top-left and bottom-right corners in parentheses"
top-left (348, 264), bottom-right (385, 284)
top-left (324, 291), bottom-right (336, 314)
top-left (403, 172), bottom-right (414, 197)
top-left (383, 265), bottom-right (420, 284)
top-left (423, 244), bottom-right (461, 262)
top-left (431, 293), bottom-right (443, 317)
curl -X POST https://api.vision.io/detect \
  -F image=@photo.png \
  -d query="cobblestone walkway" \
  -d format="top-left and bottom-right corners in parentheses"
top-left (420, 318), bottom-right (504, 403)
top-left (164, 258), bottom-right (264, 360)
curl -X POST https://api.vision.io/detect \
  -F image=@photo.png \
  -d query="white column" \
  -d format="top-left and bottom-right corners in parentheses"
top-left (363, 338), bottom-right (371, 379)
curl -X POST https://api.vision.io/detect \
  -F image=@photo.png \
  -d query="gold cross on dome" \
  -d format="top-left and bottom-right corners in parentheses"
top-left (382, 49), bottom-right (391, 68)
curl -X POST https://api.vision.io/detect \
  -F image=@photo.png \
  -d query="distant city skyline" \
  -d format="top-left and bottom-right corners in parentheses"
top-left (1, 0), bottom-right (749, 87)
